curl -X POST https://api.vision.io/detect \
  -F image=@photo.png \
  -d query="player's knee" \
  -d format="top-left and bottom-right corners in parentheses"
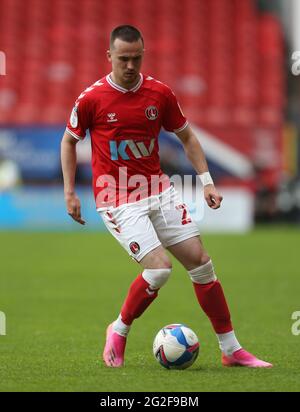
top-left (192, 253), bottom-right (211, 268)
top-left (148, 255), bottom-right (172, 270)
top-left (157, 254), bottom-right (172, 269)
top-left (188, 259), bottom-right (217, 284)
top-left (142, 268), bottom-right (172, 289)
top-left (141, 248), bottom-right (172, 270)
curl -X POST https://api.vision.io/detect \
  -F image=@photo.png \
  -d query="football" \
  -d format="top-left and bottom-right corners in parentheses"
top-left (153, 324), bottom-right (200, 369)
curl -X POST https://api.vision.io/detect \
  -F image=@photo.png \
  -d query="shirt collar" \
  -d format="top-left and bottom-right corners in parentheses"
top-left (106, 73), bottom-right (143, 93)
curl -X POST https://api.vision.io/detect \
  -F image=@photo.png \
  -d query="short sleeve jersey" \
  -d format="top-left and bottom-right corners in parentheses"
top-left (66, 74), bottom-right (188, 208)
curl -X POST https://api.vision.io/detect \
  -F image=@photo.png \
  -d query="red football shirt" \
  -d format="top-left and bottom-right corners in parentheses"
top-left (66, 73), bottom-right (188, 208)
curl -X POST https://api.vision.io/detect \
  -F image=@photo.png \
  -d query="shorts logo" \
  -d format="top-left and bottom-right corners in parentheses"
top-left (145, 106), bottom-right (158, 120)
top-left (129, 241), bottom-right (140, 254)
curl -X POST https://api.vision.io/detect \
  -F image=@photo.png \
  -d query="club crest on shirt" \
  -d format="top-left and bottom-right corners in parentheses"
top-left (145, 106), bottom-right (158, 120)
top-left (70, 106), bottom-right (78, 128)
top-left (129, 241), bottom-right (140, 254)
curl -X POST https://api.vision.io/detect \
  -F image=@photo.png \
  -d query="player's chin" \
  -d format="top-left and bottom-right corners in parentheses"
top-left (123, 72), bottom-right (137, 81)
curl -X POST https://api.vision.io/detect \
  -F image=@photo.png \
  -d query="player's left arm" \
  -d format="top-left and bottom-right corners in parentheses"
top-left (175, 124), bottom-right (223, 210)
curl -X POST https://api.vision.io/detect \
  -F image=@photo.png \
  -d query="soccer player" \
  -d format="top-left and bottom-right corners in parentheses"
top-left (61, 25), bottom-right (272, 368)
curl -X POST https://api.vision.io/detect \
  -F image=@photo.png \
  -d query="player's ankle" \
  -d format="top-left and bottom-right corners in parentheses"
top-left (113, 315), bottom-right (131, 337)
top-left (217, 330), bottom-right (242, 356)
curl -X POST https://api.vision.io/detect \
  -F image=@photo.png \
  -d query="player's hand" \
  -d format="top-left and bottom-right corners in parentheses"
top-left (204, 185), bottom-right (223, 210)
top-left (64, 192), bottom-right (86, 225)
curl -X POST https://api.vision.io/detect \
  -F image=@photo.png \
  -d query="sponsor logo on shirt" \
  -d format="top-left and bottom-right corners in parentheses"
top-left (110, 138), bottom-right (155, 160)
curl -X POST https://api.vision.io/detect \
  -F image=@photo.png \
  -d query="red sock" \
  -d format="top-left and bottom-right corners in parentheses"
top-left (193, 280), bottom-right (233, 334)
top-left (121, 274), bottom-right (158, 325)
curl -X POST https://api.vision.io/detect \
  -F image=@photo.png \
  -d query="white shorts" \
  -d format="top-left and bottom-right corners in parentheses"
top-left (99, 186), bottom-right (200, 262)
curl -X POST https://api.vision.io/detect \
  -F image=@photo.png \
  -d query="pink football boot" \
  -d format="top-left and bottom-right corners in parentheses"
top-left (103, 323), bottom-right (127, 367)
top-left (222, 348), bottom-right (273, 368)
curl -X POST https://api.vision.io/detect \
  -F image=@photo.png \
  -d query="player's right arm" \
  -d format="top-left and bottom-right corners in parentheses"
top-left (161, 84), bottom-right (222, 210)
top-left (61, 131), bottom-right (86, 225)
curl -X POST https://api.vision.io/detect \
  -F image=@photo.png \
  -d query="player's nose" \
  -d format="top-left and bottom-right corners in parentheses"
top-left (127, 60), bottom-right (135, 70)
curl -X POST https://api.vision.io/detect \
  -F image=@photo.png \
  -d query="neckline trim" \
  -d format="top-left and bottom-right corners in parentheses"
top-left (106, 73), bottom-right (143, 93)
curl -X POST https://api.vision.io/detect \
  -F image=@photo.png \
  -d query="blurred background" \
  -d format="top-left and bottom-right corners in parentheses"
top-left (0, 0), bottom-right (299, 232)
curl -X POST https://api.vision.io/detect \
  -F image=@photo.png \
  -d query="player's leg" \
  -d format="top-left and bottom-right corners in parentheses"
top-left (117, 245), bottom-right (172, 332)
top-left (103, 245), bottom-right (172, 368)
top-left (168, 236), bottom-right (234, 332)
top-left (152, 187), bottom-right (272, 368)
top-left (167, 237), bottom-right (237, 347)
top-left (167, 236), bottom-right (272, 368)
top-left (99, 203), bottom-right (172, 367)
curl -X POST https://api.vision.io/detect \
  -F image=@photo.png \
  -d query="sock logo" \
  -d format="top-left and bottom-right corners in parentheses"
top-left (146, 286), bottom-right (157, 296)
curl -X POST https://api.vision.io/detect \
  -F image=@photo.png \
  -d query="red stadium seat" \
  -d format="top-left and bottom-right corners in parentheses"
top-left (0, 0), bottom-right (285, 127)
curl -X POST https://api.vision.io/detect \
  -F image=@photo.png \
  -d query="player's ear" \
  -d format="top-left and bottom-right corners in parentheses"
top-left (106, 50), bottom-right (112, 62)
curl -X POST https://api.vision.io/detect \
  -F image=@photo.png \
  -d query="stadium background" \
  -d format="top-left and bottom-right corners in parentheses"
top-left (0, 0), bottom-right (299, 392)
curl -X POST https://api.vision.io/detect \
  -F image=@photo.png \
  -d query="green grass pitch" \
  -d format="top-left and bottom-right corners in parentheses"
top-left (0, 227), bottom-right (299, 392)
